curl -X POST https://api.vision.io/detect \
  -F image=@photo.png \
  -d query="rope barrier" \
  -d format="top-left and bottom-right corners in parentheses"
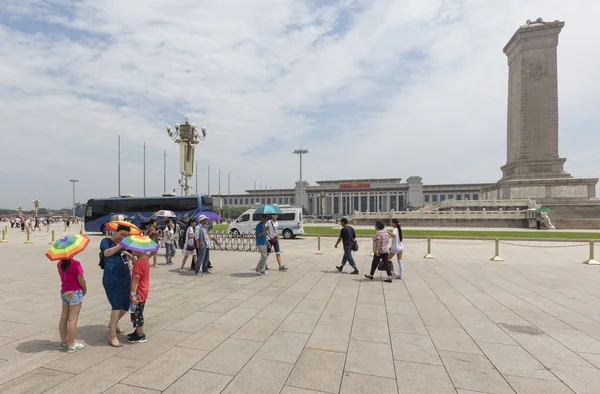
top-left (499, 240), bottom-right (587, 248)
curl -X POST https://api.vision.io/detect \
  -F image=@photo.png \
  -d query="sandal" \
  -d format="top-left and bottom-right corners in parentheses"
top-left (59, 342), bottom-right (68, 350)
top-left (108, 336), bottom-right (124, 347)
top-left (67, 342), bottom-right (85, 353)
top-left (108, 325), bottom-right (125, 334)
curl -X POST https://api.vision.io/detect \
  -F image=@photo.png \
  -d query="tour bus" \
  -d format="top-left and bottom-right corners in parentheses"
top-left (227, 206), bottom-right (304, 239)
top-left (84, 194), bottom-right (214, 233)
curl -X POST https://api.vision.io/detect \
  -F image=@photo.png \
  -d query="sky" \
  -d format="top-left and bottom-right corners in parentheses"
top-left (1, 0), bottom-right (599, 209)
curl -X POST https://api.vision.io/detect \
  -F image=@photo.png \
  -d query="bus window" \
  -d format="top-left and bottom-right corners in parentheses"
top-left (201, 196), bottom-right (213, 207)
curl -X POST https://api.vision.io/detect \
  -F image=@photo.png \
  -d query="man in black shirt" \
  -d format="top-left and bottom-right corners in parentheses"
top-left (334, 218), bottom-right (359, 274)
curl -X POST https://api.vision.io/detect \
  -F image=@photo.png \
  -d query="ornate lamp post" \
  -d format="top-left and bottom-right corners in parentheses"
top-left (17, 206), bottom-right (23, 217)
top-left (165, 117), bottom-right (207, 196)
top-left (32, 200), bottom-right (41, 218)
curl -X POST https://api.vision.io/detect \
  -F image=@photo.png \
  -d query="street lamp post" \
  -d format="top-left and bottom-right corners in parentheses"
top-left (32, 200), bottom-right (41, 218)
top-left (318, 191), bottom-right (330, 222)
top-left (69, 179), bottom-right (79, 218)
top-left (165, 117), bottom-right (207, 196)
top-left (293, 149), bottom-right (309, 213)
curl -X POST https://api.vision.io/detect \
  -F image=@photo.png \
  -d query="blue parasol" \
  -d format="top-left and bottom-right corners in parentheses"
top-left (254, 204), bottom-right (284, 215)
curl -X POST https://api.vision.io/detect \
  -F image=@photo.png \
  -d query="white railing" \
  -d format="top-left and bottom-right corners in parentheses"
top-left (352, 210), bottom-right (528, 220)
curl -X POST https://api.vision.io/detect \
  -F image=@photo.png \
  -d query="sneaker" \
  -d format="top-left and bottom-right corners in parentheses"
top-left (350, 270), bottom-right (359, 275)
top-left (279, 266), bottom-right (288, 271)
top-left (67, 342), bottom-right (85, 353)
top-left (384, 278), bottom-right (393, 283)
top-left (364, 274), bottom-right (374, 280)
top-left (195, 272), bottom-right (203, 276)
top-left (260, 271), bottom-right (269, 275)
top-left (336, 265), bottom-right (343, 272)
top-left (127, 332), bottom-right (136, 339)
top-left (179, 268), bottom-right (187, 273)
top-left (265, 266), bottom-right (270, 270)
top-left (128, 332), bottom-right (147, 344)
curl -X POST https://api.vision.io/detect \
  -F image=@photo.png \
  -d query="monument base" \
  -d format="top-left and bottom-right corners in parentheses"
top-left (481, 177), bottom-right (597, 201)
top-left (501, 158), bottom-right (570, 180)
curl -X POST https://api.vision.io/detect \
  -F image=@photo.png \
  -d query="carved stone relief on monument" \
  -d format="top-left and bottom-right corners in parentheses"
top-left (510, 186), bottom-right (546, 198)
top-left (550, 185), bottom-right (588, 198)
top-left (528, 62), bottom-right (549, 82)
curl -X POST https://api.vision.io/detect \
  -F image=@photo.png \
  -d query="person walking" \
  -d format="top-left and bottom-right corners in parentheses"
top-left (163, 219), bottom-right (175, 265)
top-left (364, 221), bottom-right (393, 283)
top-left (100, 224), bottom-right (132, 347)
top-left (266, 214), bottom-right (287, 271)
top-left (194, 215), bottom-right (210, 276)
top-left (334, 218), bottom-right (359, 274)
top-left (388, 218), bottom-right (404, 280)
top-left (146, 219), bottom-right (159, 267)
top-left (57, 257), bottom-right (87, 353)
top-left (180, 218), bottom-right (197, 272)
top-left (255, 214), bottom-right (269, 275)
top-left (127, 247), bottom-right (151, 344)
top-left (34, 217), bottom-right (41, 231)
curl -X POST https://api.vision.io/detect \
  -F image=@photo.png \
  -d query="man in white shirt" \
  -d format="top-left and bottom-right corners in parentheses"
top-left (266, 214), bottom-right (287, 271)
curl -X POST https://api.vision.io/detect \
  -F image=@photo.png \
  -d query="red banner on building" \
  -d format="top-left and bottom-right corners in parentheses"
top-left (339, 182), bottom-right (371, 189)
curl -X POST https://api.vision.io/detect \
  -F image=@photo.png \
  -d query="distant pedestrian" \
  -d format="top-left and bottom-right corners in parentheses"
top-left (34, 218), bottom-right (41, 231)
top-left (364, 221), bottom-right (393, 283)
top-left (335, 218), bottom-right (359, 274)
top-left (145, 219), bottom-right (159, 268)
top-left (194, 215), bottom-right (210, 276)
top-left (255, 215), bottom-right (269, 275)
top-left (20, 218), bottom-right (25, 231)
top-left (127, 247), bottom-right (151, 343)
top-left (180, 218), bottom-right (197, 272)
top-left (266, 214), bottom-right (287, 271)
top-left (57, 258), bottom-right (87, 353)
top-left (163, 219), bottom-right (175, 265)
top-left (388, 219), bottom-right (404, 280)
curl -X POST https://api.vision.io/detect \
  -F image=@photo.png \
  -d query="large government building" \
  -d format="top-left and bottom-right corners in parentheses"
top-left (213, 177), bottom-right (493, 216)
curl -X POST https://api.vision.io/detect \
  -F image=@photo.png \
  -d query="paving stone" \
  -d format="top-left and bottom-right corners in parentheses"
top-left (256, 302), bottom-right (296, 320)
top-left (213, 307), bottom-right (262, 328)
top-left (156, 301), bottom-right (207, 319)
top-left (255, 331), bottom-right (309, 364)
top-left (340, 372), bottom-right (397, 394)
top-left (279, 312), bottom-right (320, 334)
top-left (542, 363), bottom-right (600, 394)
top-left (544, 328), bottom-right (600, 354)
top-left (394, 360), bottom-right (455, 394)
top-left (294, 299), bottom-right (328, 315)
top-left (459, 319), bottom-right (518, 345)
top-left (387, 313), bottom-right (428, 336)
top-left (44, 356), bottom-right (145, 394)
top-left (223, 358), bottom-right (294, 394)
top-left (427, 325), bottom-right (483, 355)
top-left (193, 338), bottom-right (262, 376)
top-left (505, 332), bottom-right (591, 367)
top-left (478, 342), bottom-right (557, 381)
top-left (122, 346), bottom-right (208, 391)
top-left (307, 324), bottom-right (351, 353)
top-left (115, 329), bottom-right (193, 362)
top-left (103, 384), bottom-right (161, 394)
top-left (390, 332), bottom-right (442, 365)
top-left (280, 386), bottom-right (327, 394)
top-left (346, 339), bottom-right (395, 378)
top-left (319, 307), bottom-right (355, 327)
top-left (177, 323), bottom-right (238, 351)
top-left (0, 345), bottom-right (67, 385)
top-left (0, 367), bottom-right (73, 394)
top-left (44, 337), bottom-right (126, 374)
top-left (351, 318), bottom-right (390, 343)
top-left (287, 349), bottom-right (345, 393)
top-left (167, 311), bottom-right (222, 333)
top-left (163, 370), bottom-right (232, 394)
top-left (439, 350), bottom-right (515, 394)
top-left (232, 317), bottom-right (282, 342)
top-left (503, 375), bottom-right (575, 394)
top-left (354, 303), bottom-right (388, 322)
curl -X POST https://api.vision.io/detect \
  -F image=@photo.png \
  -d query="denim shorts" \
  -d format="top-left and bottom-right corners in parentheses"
top-left (267, 240), bottom-right (281, 254)
top-left (61, 290), bottom-right (83, 306)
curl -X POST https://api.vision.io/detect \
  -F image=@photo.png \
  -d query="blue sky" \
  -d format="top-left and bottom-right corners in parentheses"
top-left (1, 0), bottom-right (600, 209)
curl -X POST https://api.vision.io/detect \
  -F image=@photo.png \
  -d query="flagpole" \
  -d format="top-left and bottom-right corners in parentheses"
top-left (118, 135), bottom-right (121, 197)
top-left (143, 142), bottom-right (146, 197)
top-left (163, 150), bottom-right (166, 194)
top-left (208, 165), bottom-right (211, 195)
top-left (228, 171), bottom-right (231, 220)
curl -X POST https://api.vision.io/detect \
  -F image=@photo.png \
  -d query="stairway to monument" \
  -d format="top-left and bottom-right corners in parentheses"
top-left (546, 201), bottom-right (600, 229)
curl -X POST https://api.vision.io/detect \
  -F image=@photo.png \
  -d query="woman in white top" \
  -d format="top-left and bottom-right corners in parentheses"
top-left (387, 218), bottom-right (404, 279)
top-left (266, 214), bottom-right (287, 271)
top-left (180, 218), bottom-right (197, 272)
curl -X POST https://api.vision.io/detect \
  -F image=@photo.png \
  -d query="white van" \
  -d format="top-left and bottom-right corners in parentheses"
top-left (227, 207), bottom-right (304, 239)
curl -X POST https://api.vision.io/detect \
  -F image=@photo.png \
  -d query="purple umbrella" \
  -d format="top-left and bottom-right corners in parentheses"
top-left (195, 211), bottom-right (222, 222)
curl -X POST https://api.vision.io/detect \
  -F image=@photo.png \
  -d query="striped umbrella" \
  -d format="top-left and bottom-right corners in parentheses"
top-left (46, 234), bottom-right (90, 261)
top-left (119, 235), bottom-right (159, 253)
top-left (105, 220), bottom-right (142, 235)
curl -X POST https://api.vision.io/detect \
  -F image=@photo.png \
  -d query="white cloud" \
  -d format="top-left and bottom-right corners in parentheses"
top-left (0, 0), bottom-right (599, 209)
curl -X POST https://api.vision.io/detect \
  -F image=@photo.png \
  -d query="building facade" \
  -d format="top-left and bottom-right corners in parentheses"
top-left (213, 177), bottom-right (492, 216)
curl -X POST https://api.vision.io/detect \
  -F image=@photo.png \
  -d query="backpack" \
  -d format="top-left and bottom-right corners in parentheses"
top-left (99, 238), bottom-right (115, 269)
top-left (178, 226), bottom-right (187, 250)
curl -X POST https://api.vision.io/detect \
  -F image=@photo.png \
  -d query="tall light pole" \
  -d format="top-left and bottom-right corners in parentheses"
top-left (227, 171), bottom-right (231, 220)
top-left (195, 160), bottom-right (198, 195)
top-left (143, 142), bottom-right (146, 197)
top-left (293, 149), bottom-right (308, 213)
top-left (318, 191), bottom-right (330, 222)
top-left (69, 179), bottom-right (79, 218)
top-left (32, 200), bottom-right (41, 218)
top-left (163, 150), bottom-right (167, 194)
top-left (118, 135), bottom-right (121, 197)
top-left (165, 117), bottom-right (207, 196)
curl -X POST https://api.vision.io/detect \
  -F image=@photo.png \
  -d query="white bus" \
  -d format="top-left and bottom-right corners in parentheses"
top-left (227, 207), bottom-right (304, 239)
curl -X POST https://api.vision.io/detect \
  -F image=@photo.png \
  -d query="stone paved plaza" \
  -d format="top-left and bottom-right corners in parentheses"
top-left (2, 225), bottom-right (600, 393)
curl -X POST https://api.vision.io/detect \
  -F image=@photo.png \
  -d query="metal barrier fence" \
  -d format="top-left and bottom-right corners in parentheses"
top-left (2, 227), bottom-right (600, 265)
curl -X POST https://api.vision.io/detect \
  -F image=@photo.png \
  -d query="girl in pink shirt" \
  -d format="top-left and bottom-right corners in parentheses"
top-left (57, 258), bottom-right (87, 353)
